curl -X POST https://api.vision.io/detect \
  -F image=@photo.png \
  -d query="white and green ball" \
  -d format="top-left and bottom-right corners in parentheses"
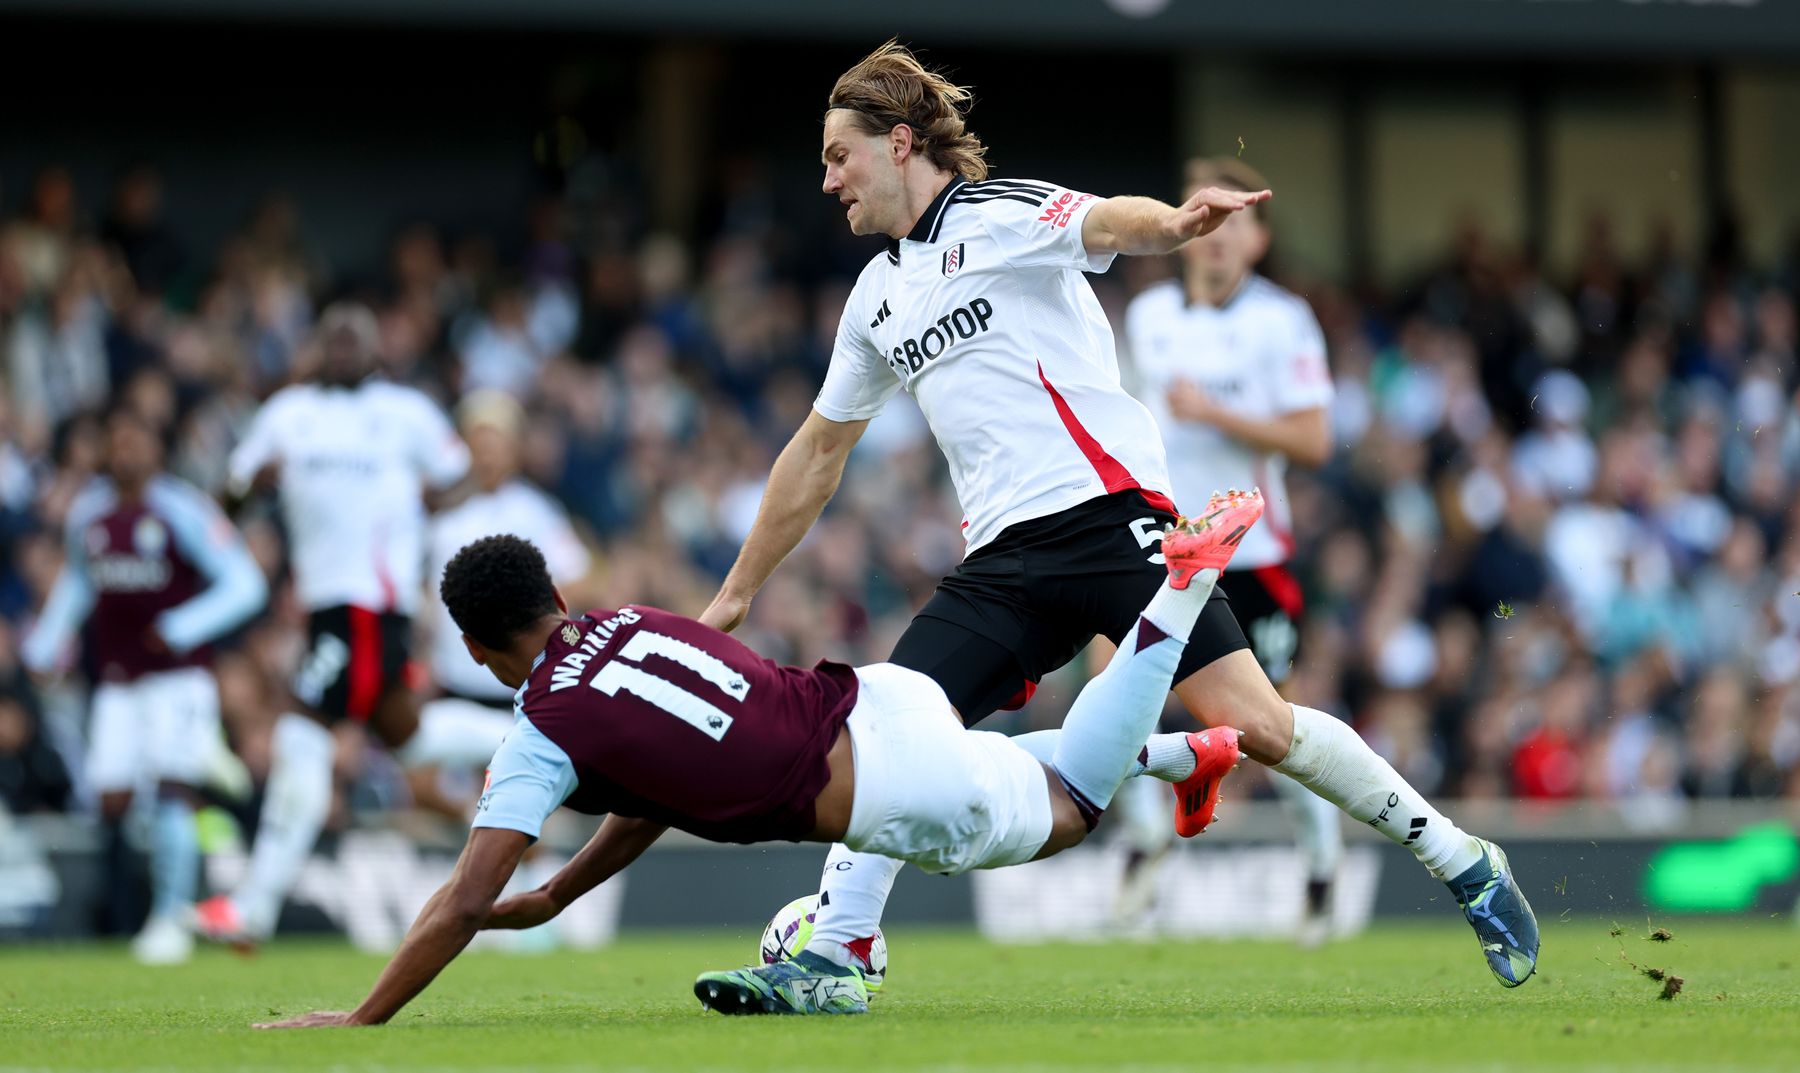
top-left (758, 894), bottom-right (887, 991)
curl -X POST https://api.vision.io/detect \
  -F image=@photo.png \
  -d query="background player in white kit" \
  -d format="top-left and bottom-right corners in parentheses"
top-left (196, 303), bottom-right (504, 946)
top-left (1120, 156), bottom-right (1344, 944)
top-left (418, 389), bottom-right (589, 814)
top-left (699, 41), bottom-right (1538, 998)
top-left (23, 404), bottom-right (267, 964)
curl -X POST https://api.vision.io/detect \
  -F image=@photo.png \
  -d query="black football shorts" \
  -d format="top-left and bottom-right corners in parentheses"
top-left (888, 490), bottom-right (1249, 726)
top-left (291, 605), bottom-right (413, 723)
top-left (1217, 565), bottom-right (1305, 688)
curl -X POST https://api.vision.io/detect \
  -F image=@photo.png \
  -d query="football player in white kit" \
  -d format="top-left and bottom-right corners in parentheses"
top-left (699, 41), bottom-right (1538, 1002)
top-left (195, 303), bottom-right (504, 947)
top-left (416, 390), bottom-right (589, 813)
top-left (1121, 156), bottom-right (1345, 945)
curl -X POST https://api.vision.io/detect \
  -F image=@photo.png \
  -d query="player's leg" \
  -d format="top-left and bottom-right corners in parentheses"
top-left (87, 682), bottom-right (145, 943)
top-left (395, 696), bottom-right (514, 776)
top-left (357, 610), bottom-right (511, 792)
top-left (1219, 567), bottom-right (1344, 945)
top-left (701, 662), bottom-right (979, 1016)
top-left (133, 667), bottom-right (222, 965)
top-left (1037, 495), bottom-right (1264, 834)
top-left (801, 569), bottom-right (1042, 984)
top-left (198, 609), bottom-right (348, 945)
top-left (1171, 639), bottom-right (1537, 985)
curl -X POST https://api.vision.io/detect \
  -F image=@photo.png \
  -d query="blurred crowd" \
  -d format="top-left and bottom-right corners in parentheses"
top-left (2, 158), bottom-right (1798, 834)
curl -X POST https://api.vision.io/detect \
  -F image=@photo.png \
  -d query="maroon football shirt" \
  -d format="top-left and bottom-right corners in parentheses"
top-left (516, 606), bottom-right (860, 843)
top-left (85, 501), bottom-right (205, 682)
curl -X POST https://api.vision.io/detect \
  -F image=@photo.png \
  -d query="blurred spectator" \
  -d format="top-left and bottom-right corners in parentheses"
top-left (0, 150), bottom-right (1793, 829)
top-left (0, 692), bottom-right (72, 815)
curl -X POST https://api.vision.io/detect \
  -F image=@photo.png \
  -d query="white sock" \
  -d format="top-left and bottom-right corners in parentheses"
top-left (1273, 705), bottom-right (1481, 881)
top-left (1142, 733), bottom-right (1197, 780)
top-left (1268, 769), bottom-right (1345, 882)
top-left (235, 713), bottom-right (335, 935)
top-left (804, 844), bottom-right (903, 968)
top-left (1049, 570), bottom-right (1216, 819)
top-left (400, 698), bottom-right (514, 769)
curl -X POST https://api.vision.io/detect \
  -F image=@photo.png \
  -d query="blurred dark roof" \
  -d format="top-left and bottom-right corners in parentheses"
top-left (1, 0), bottom-right (1798, 59)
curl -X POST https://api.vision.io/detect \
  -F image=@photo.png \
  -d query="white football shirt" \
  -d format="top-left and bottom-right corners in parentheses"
top-left (228, 380), bottom-right (470, 614)
top-left (1124, 276), bottom-right (1332, 570)
top-left (426, 480), bottom-right (590, 700)
top-left (816, 177), bottom-right (1174, 553)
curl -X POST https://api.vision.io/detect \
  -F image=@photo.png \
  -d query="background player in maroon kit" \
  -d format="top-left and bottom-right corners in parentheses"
top-left (254, 494), bottom-right (1256, 1024)
top-left (22, 405), bottom-right (268, 964)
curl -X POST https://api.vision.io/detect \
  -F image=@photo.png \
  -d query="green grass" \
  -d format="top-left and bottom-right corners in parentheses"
top-left (3, 919), bottom-right (1797, 1072)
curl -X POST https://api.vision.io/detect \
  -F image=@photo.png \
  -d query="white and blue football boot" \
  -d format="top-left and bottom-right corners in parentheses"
top-left (1449, 838), bottom-right (1539, 987)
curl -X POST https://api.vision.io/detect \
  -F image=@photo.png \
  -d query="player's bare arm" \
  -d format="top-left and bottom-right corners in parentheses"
top-left (254, 826), bottom-right (531, 1029)
top-left (700, 411), bottom-right (869, 632)
top-left (1166, 384), bottom-right (1332, 467)
top-left (1082, 187), bottom-right (1271, 257)
top-left (485, 814), bottom-right (668, 930)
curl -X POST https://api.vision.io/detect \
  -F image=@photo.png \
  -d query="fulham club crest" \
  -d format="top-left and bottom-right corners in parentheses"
top-left (941, 243), bottom-right (966, 278)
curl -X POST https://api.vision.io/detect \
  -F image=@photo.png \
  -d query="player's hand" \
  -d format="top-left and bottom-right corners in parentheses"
top-left (142, 627), bottom-right (172, 657)
top-left (1167, 378), bottom-right (1224, 425)
top-left (253, 1011), bottom-right (357, 1029)
top-left (484, 889), bottom-right (563, 930)
top-left (698, 592), bottom-right (751, 634)
top-left (1169, 185), bottom-right (1270, 244)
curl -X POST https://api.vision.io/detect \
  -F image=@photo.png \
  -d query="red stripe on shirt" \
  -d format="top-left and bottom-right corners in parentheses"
top-left (1036, 362), bottom-right (1176, 516)
top-left (1250, 458), bottom-right (1295, 559)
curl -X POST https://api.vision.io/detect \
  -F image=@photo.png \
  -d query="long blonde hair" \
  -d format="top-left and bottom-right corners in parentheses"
top-left (827, 40), bottom-right (990, 182)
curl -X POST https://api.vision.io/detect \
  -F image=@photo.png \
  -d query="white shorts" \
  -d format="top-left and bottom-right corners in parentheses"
top-left (843, 664), bottom-right (1055, 876)
top-left (87, 666), bottom-right (222, 793)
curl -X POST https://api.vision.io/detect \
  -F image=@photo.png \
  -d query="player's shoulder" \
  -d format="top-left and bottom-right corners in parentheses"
top-left (1241, 275), bottom-right (1321, 326)
top-left (1125, 279), bottom-right (1185, 321)
top-left (498, 478), bottom-right (561, 513)
top-left (66, 478), bottom-right (119, 526)
top-left (950, 176), bottom-right (1066, 229)
top-left (361, 378), bottom-right (445, 413)
top-left (952, 176), bottom-right (1061, 211)
top-left (256, 382), bottom-right (316, 417)
top-left (849, 249), bottom-right (893, 295)
top-left (485, 704), bottom-right (569, 775)
top-left (144, 474), bottom-right (220, 517)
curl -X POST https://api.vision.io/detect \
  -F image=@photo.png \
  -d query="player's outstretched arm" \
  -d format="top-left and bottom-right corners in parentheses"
top-left (700, 410), bottom-right (868, 632)
top-left (1082, 186), bottom-right (1271, 257)
top-left (254, 827), bottom-right (531, 1029)
top-left (485, 814), bottom-right (668, 930)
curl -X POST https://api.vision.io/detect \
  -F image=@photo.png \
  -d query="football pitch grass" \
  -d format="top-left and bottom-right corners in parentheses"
top-left (3, 919), bottom-right (1797, 1073)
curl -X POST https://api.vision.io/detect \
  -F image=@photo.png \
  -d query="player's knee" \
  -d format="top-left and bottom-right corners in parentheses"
top-left (1033, 787), bottom-right (1092, 859)
top-left (371, 687), bottom-right (420, 750)
top-left (155, 779), bottom-right (199, 804)
top-left (99, 791), bottom-right (133, 821)
top-left (1174, 653), bottom-right (1293, 763)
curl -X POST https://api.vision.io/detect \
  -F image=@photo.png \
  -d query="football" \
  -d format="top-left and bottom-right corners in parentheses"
top-left (758, 894), bottom-right (888, 990)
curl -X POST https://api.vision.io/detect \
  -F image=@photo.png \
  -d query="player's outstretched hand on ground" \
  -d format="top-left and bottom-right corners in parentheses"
top-left (253, 1011), bottom-right (356, 1029)
top-left (1171, 185), bottom-right (1271, 243)
top-left (485, 889), bottom-right (562, 930)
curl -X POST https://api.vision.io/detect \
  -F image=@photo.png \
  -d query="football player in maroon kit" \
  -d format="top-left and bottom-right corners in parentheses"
top-left (254, 489), bottom-right (1261, 1025)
